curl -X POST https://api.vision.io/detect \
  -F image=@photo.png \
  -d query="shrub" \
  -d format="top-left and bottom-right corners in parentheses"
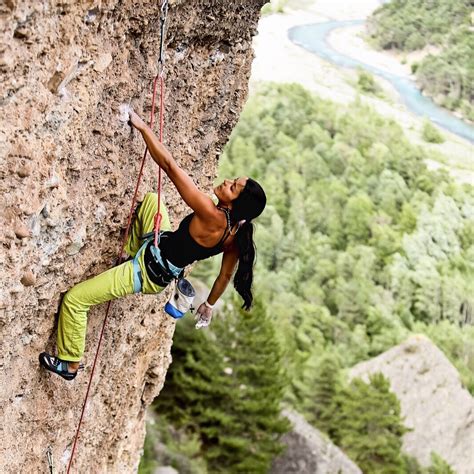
top-left (356, 68), bottom-right (382, 96)
top-left (421, 120), bottom-right (445, 144)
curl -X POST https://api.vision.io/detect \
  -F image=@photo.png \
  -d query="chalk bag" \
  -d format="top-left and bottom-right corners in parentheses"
top-left (165, 278), bottom-right (196, 319)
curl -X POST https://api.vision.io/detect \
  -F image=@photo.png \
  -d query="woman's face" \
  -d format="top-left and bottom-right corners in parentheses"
top-left (214, 177), bottom-right (248, 204)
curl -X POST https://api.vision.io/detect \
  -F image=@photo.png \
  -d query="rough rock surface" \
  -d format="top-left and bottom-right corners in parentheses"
top-left (271, 409), bottom-right (362, 474)
top-left (350, 334), bottom-right (474, 473)
top-left (0, 1), bottom-right (264, 472)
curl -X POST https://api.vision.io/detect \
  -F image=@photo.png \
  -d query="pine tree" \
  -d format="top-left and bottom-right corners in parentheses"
top-left (153, 299), bottom-right (289, 473)
top-left (333, 372), bottom-right (407, 473)
top-left (402, 452), bottom-right (456, 474)
top-left (297, 353), bottom-right (342, 436)
top-left (427, 453), bottom-right (455, 474)
top-left (153, 315), bottom-right (228, 432)
top-left (204, 299), bottom-right (289, 473)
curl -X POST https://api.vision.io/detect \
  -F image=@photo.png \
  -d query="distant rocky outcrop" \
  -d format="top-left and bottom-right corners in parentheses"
top-left (350, 334), bottom-right (474, 473)
top-left (271, 409), bottom-right (362, 474)
top-left (0, 1), bottom-right (264, 472)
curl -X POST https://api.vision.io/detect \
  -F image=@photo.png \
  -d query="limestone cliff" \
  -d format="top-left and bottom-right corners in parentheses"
top-left (0, 1), bottom-right (265, 472)
top-left (350, 335), bottom-right (474, 473)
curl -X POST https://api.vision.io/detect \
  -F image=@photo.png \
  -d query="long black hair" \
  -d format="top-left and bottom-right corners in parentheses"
top-left (230, 178), bottom-right (266, 310)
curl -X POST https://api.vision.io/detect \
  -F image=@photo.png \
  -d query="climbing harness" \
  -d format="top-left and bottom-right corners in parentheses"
top-left (131, 231), bottom-right (195, 319)
top-left (66, 2), bottom-right (170, 472)
top-left (132, 241), bottom-right (145, 293)
top-left (132, 232), bottom-right (183, 293)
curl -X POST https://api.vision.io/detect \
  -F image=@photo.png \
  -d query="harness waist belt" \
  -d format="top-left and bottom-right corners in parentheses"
top-left (132, 235), bottom-right (183, 293)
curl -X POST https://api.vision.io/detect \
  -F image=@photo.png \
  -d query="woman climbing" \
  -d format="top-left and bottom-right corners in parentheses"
top-left (39, 110), bottom-right (267, 381)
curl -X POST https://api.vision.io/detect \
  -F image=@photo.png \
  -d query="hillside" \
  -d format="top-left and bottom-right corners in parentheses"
top-left (148, 82), bottom-right (474, 472)
top-left (368, 0), bottom-right (474, 121)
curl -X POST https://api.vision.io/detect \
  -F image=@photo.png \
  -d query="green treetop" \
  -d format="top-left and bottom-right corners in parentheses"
top-left (334, 372), bottom-right (408, 473)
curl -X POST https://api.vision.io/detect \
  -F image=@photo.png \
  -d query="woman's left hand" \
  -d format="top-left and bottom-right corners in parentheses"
top-left (195, 303), bottom-right (213, 329)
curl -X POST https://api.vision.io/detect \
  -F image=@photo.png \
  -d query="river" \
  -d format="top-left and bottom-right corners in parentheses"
top-left (288, 20), bottom-right (474, 144)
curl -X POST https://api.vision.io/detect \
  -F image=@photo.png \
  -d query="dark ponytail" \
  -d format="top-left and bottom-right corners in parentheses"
top-left (230, 178), bottom-right (266, 311)
top-left (233, 222), bottom-right (255, 310)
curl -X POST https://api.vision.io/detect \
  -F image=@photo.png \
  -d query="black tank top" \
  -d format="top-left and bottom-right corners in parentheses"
top-left (159, 213), bottom-right (229, 268)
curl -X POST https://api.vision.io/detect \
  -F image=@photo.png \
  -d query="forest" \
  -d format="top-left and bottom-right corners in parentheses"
top-left (368, 0), bottom-right (474, 120)
top-left (139, 83), bottom-right (473, 473)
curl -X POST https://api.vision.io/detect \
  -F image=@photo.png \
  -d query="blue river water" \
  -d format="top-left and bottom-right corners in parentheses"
top-left (288, 20), bottom-right (474, 144)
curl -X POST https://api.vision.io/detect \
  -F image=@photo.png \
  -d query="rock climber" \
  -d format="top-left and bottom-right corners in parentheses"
top-left (39, 109), bottom-right (266, 381)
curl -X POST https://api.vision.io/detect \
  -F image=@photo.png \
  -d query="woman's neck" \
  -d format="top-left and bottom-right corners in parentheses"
top-left (216, 201), bottom-right (231, 210)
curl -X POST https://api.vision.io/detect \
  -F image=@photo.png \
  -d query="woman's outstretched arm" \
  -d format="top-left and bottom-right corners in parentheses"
top-left (195, 246), bottom-right (239, 328)
top-left (129, 111), bottom-right (216, 218)
top-left (207, 246), bottom-right (239, 305)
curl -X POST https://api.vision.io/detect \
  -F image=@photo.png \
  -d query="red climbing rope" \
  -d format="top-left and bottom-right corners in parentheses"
top-left (154, 71), bottom-right (165, 247)
top-left (66, 2), bottom-right (169, 471)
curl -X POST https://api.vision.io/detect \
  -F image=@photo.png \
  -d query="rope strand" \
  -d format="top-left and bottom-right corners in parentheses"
top-left (154, 72), bottom-right (165, 247)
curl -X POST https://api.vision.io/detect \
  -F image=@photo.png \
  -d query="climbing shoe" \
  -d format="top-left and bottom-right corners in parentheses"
top-left (39, 352), bottom-right (83, 381)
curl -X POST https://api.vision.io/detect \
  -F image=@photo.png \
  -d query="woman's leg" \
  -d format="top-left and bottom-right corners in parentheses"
top-left (125, 192), bottom-right (171, 257)
top-left (56, 260), bottom-right (134, 362)
top-left (45, 193), bottom-right (172, 375)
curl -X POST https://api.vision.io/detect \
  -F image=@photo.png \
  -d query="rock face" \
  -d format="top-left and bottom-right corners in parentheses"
top-left (0, 1), bottom-right (264, 472)
top-left (271, 409), bottom-right (362, 474)
top-left (350, 334), bottom-right (474, 473)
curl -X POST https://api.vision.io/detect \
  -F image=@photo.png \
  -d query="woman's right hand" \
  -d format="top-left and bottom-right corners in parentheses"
top-left (129, 110), bottom-right (147, 132)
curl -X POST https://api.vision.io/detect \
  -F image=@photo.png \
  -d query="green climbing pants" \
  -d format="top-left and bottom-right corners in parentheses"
top-left (57, 193), bottom-right (172, 362)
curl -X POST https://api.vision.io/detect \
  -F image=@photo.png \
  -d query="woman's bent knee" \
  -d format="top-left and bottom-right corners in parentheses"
top-left (61, 284), bottom-right (85, 310)
top-left (143, 192), bottom-right (158, 203)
